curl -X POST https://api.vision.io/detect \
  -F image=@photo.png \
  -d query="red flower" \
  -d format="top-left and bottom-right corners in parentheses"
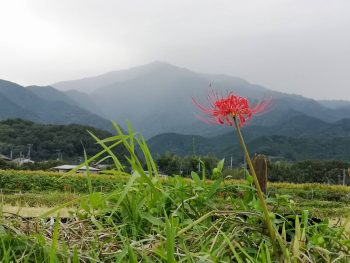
top-left (193, 92), bottom-right (271, 127)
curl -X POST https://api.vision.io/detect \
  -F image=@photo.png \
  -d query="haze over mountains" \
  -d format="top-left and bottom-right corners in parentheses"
top-left (52, 61), bottom-right (350, 138)
top-left (1, 61), bottom-right (350, 161)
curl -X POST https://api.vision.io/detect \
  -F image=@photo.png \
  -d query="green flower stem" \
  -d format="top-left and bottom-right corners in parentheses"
top-left (233, 118), bottom-right (277, 250)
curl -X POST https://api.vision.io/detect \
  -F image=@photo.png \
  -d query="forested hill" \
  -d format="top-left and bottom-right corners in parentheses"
top-left (147, 115), bottom-right (350, 163)
top-left (0, 119), bottom-right (125, 162)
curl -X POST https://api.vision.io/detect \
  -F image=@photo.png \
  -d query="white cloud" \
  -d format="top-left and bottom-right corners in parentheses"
top-left (0, 0), bottom-right (350, 99)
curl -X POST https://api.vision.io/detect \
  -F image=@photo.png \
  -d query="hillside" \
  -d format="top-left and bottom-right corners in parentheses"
top-left (147, 114), bottom-right (350, 162)
top-left (53, 62), bottom-right (350, 138)
top-left (0, 119), bottom-right (126, 162)
top-left (27, 86), bottom-right (106, 117)
top-left (0, 80), bottom-right (112, 131)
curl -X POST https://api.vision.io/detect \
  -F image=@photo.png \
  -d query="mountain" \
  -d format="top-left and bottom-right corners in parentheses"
top-left (27, 85), bottom-right (77, 105)
top-left (27, 85), bottom-right (106, 117)
top-left (147, 114), bottom-right (350, 162)
top-left (64, 89), bottom-right (106, 117)
top-left (147, 132), bottom-right (239, 157)
top-left (0, 80), bottom-right (112, 131)
top-left (52, 62), bottom-right (350, 138)
top-left (318, 100), bottom-right (350, 109)
top-left (0, 92), bottom-right (39, 120)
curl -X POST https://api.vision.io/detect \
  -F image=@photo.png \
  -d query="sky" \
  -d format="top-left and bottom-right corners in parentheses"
top-left (0, 0), bottom-right (350, 100)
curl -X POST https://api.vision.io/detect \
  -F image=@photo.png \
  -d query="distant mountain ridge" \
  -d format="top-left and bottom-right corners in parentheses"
top-left (52, 62), bottom-right (350, 138)
top-left (2, 62), bottom-right (350, 162)
top-left (2, 62), bottom-right (350, 140)
top-left (27, 85), bottom-right (106, 117)
top-left (147, 114), bottom-right (350, 162)
top-left (0, 79), bottom-right (112, 131)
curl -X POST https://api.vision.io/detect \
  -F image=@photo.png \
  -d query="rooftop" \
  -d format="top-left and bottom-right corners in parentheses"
top-left (0, 154), bottom-right (11, 161)
top-left (53, 165), bottom-right (100, 171)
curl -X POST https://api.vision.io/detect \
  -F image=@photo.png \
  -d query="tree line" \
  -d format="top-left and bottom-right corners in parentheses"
top-left (156, 153), bottom-right (350, 185)
top-left (0, 119), bottom-right (127, 163)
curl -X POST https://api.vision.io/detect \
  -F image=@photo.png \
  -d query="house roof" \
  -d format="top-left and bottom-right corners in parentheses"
top-left (53, 165), bottom-right (100, 171)
top-left (12, 158), bottom-right (34, 163)
top-left (0, 154), bottom-right (11, 161)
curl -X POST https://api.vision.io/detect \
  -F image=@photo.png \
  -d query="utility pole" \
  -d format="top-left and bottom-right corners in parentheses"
top-left (27, 144), bottom-right (33, 159)
top-left (343, 168), bottom-right (346, 186)
top-left (10, 145), bottom-right (14, 160)
top-left (230, 157), bottom-right (233, 169)
top-left (56, 149), bottom-right (62, 161)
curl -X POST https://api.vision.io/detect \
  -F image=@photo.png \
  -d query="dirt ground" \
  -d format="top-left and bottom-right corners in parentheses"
top-left (1, 205), bottom-right (74, 218)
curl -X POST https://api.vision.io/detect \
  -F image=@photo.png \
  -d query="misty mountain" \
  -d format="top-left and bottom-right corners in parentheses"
top-left (318, 100), bottom-right (350, 109)
top-left (147, 114), bottom-right (350, 162)
top-left (27, 85), bottom-right (77, 105)
top-left (64, 89), bottom-right (107, 117)
top-left (0, 92), bottom-right (38, 121)
top-left (0, 80), bottom-right (112, 131)
top-left (28, 85), bottom-right (106, 117)
top-left (52, 62), bottom-right (350, 138)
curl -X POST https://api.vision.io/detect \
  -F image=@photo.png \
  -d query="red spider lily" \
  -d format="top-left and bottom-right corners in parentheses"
top-left (193, 92), bottom-right (271, 127)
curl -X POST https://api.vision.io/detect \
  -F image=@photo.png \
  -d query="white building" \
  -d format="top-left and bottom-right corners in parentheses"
top-left (52, 165), bottom-right (101, 174)
top-left (12, 158), bottom-right (35, 165)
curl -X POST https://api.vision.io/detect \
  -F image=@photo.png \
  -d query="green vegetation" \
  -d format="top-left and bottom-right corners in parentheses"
top-left (0, 159), bottom-right (66, 171)
top-left (156, 153), bottom-right (219, 177)
top-left (0, 119), bottom-right (127, 162)
top-left (156, 154), bottom-right (350, 185)
top-left (0, 123), bottom-right (348, 262)
top-left (148, 117), bottom-right (350, 162)
top-left (0, 169), bottom-right (128, 193)
top-left (1, 172), bottom-right (349, 219)
top-left (0, 192), bottom-right (78, 207)
top-left (269, 160), bottom-right (349, 184)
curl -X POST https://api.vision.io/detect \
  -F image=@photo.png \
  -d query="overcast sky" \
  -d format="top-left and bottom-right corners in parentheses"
top-left (0, 0), bottom-right (350, 100)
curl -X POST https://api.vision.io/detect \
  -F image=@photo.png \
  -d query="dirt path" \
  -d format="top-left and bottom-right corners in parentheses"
top-left (1, 205), bottom-right (74, 217)
top-left (330, 218), bottom-right (350, 233)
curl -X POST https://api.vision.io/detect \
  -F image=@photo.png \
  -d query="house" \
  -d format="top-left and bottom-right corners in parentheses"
top-left (52, 165), bottom-right (101, 174)
top-left (0, 154), bottom-right (11, 162)
top-left (12, 158), bottom-right (34, 165)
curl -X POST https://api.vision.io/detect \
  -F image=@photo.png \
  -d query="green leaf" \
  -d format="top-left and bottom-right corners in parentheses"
top-left (191, 171), bottom-right (201, 185)
top-left (217, 159), bottom-right (225, 172)
top-left (207, 179), bottom-right (222, 198)
top-left (247, 174), bottom-right (253, 184)
top-left (140, 212), bottom-right (164, 226)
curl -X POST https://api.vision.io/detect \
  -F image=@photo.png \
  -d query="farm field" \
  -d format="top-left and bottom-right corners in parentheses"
top-left (0, 168), bottom-right (349, 262)
top-left (0, 124), bottom-right (350, 262)
top-left (1, 171), bottom-right (350, 219)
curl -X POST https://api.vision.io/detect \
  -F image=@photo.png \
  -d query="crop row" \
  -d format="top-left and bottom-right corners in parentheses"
top-left (1, 169), bottom-right (350, 199)
top-left (0, 169), bottom-right (129, 193)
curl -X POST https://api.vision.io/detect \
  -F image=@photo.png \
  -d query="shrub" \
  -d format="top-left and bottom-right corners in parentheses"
top-left (0, 169), bottom-right (129, 193)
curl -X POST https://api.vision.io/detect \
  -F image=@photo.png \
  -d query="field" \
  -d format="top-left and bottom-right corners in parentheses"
top-left (1, 170), bottom-right (350, 219)
top-left (0, 126), bottom-right (349, 262)
top-left (0, 169), bottom-right (349, 262)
